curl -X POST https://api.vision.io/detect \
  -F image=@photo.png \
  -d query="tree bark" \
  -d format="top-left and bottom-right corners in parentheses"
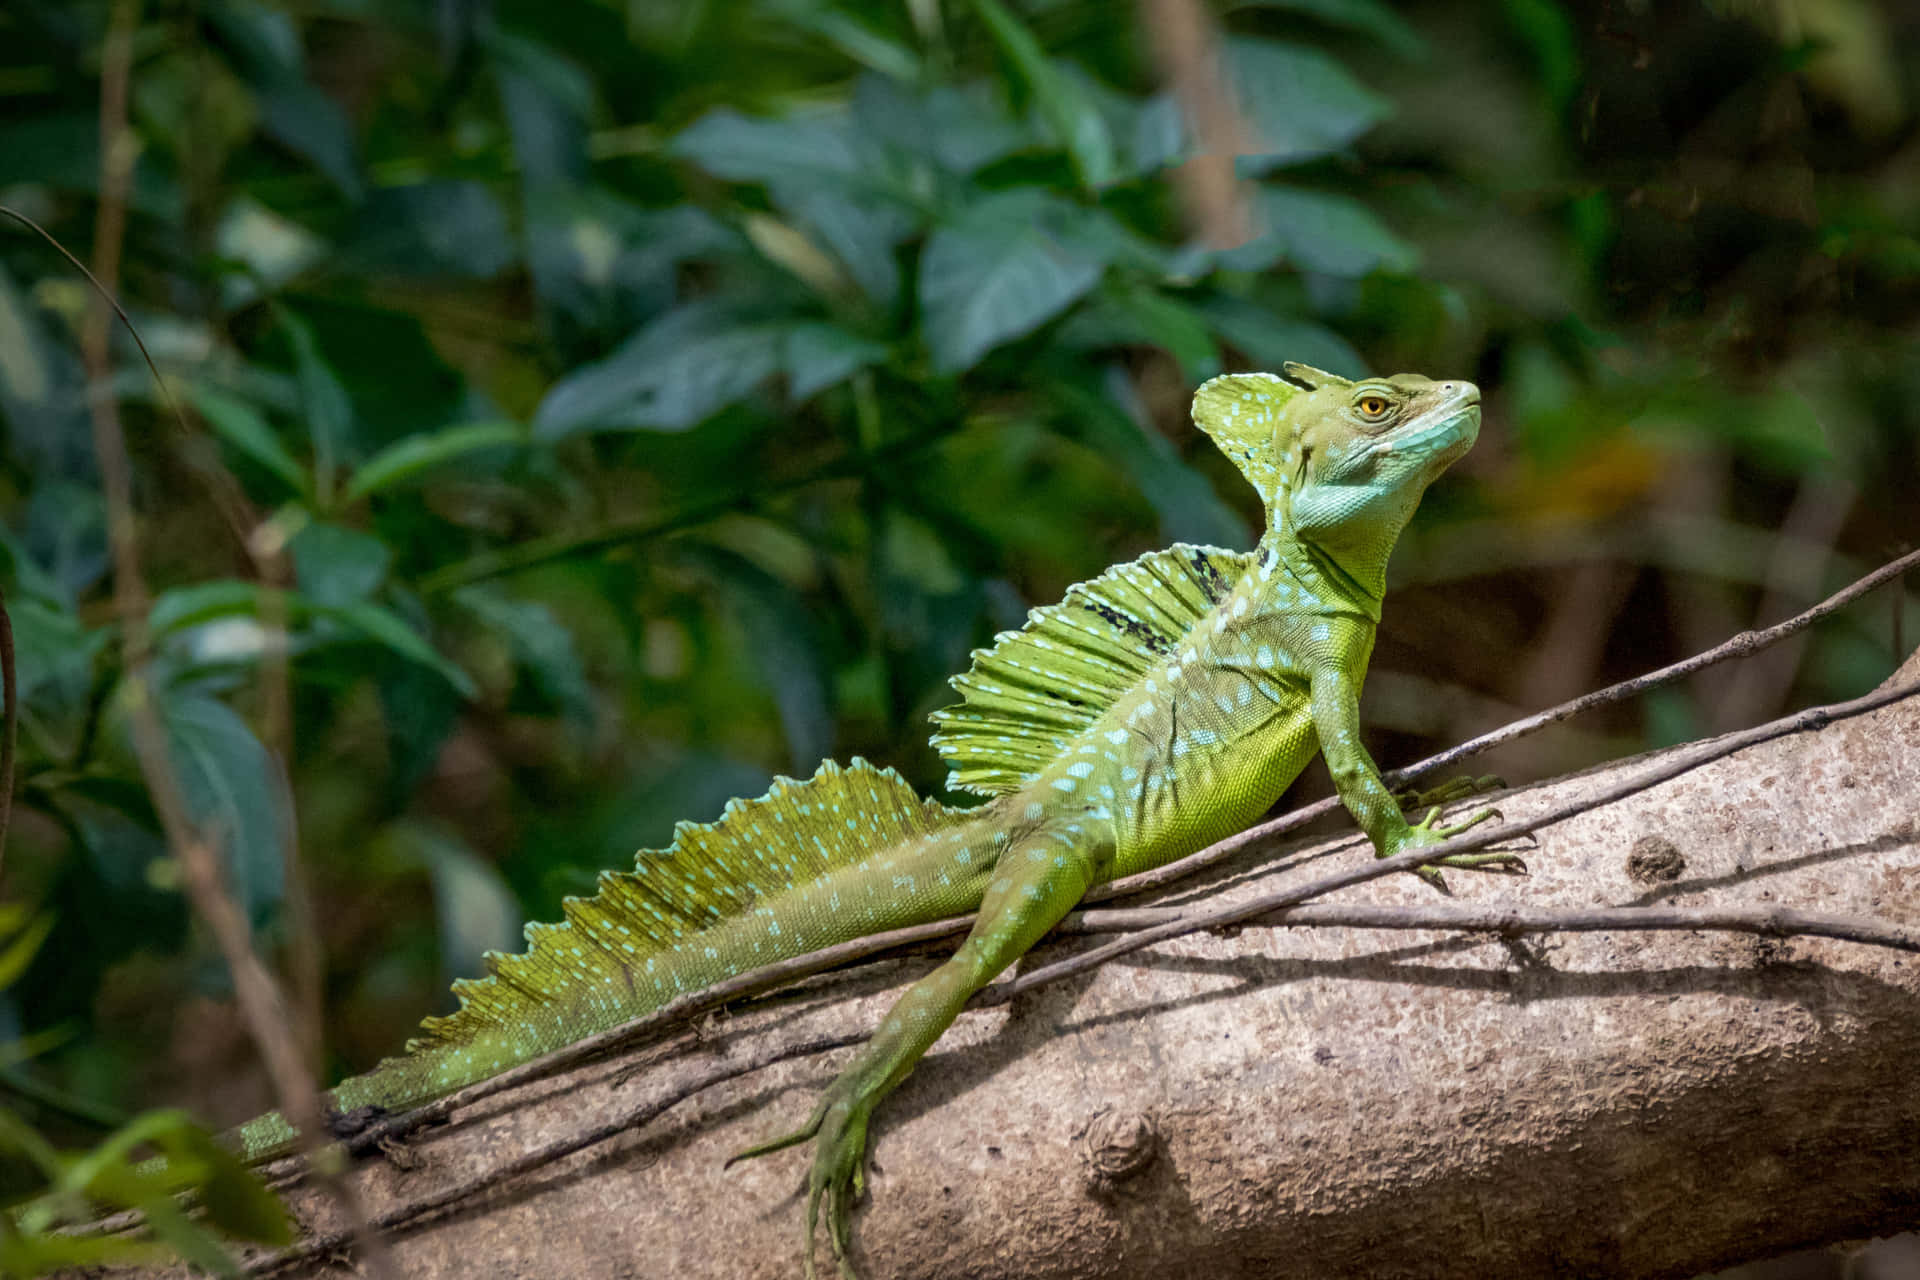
top-left (255, 652), bottom-right (1920, 1279)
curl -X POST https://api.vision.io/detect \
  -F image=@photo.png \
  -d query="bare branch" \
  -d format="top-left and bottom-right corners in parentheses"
top-left (225, 679), bottom-right (1920, 1273)
top-left (236, 554), bottom-right (1920, 1181)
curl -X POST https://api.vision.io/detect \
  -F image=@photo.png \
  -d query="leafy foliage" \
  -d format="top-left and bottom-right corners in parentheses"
top-left (0, 5), bottom-right (1915, 1271)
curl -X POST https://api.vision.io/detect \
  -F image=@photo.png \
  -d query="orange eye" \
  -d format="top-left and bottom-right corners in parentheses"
top-left (1356, 394), bottom-right (1390, 418)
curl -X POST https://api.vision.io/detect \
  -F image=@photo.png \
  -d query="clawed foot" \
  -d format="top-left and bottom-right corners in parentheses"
top-left (1395, 805), bottom-right (1529, 890)
top-left (727, 1084), bottom-right (873, 1280)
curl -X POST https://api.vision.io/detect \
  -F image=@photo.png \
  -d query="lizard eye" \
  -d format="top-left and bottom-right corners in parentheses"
top-left (1355, 393), bottom-right (1391, 420)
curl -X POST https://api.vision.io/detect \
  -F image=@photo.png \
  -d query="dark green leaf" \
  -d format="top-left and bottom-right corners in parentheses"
top-left (1235, 0), bottom-right (1428, 59)
top-left (289, 521), bottom-right (391, 606)
top-left (970, 0), bottom-right (1115, 189)
top-left (776, 186), bottom-right (912, 307)
top-left (523, 192), bottom-right (741, 349)
top-left (785, 324), bottom-right (889, 400)
top-left (1056, 281), bottom-right (1221, 383)
top-left (320, 601), bottom-right (477, 697)
top-left (919, 192), bottom-right (1110, 372)
top-left (148, 692), bottom-right (292, 925)
top-left (343, 423), bottom-right (524, 503)
top-left (149, 581), bottom-right (264, 637)
top-left (191, 385), bottom-right (307, 495)
top-left (671, 107), bottom-right (864, 186)
top-left (275, 306), bottom-right (354, 484)
top-left (1198, 297), bottom-right (1369, 377)
top-left (774, 4), bottom-right (922, 80)
top-left (489, 30), bottom-right (594, 187)
top-left (534, 301), bottom-right (790, 437)
top-left (688, 547), bottom-right (834, 772)
top-left (452, 585), bottom-right (594, 724)
top-left (1058, 373), bottom-right (1251, 547)
top-left (346, 182), bottom-right (516, 279)
top-left (9, 595), bottom-right (105, 702)
top-left (1221, 186), bottom-right (1418, 278)
top-left (206, 4), bottom-right (362, 200)
top-left (384, 822), bottom-right (521, 980)
top-left (1225, 38), bottom-right (1393, 171)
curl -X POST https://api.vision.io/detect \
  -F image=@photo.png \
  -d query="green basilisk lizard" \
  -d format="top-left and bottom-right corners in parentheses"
top-left (228, 364), bottom-right (1515, 1276)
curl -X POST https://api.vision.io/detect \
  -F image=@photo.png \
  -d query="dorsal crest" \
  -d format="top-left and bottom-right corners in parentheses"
top-left (929, 544), bottom-right (1253, 796)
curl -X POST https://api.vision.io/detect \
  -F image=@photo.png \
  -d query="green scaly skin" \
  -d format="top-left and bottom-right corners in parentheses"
top-left (220, 364), bottom-right (1518, 1278)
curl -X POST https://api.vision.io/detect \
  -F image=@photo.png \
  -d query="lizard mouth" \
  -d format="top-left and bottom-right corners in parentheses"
top-left (1345, 403), bottom-right (1479, 473)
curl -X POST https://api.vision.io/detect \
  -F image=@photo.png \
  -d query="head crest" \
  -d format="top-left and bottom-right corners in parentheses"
top-left (1191, 365), bottom-right (1349, 513)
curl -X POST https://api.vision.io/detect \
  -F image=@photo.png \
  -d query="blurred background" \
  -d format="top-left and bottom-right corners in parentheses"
top-left (0, 0), bottom-right (1916, 1271)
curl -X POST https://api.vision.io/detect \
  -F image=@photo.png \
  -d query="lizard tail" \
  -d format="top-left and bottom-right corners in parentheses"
top-left (232, 758), bottom-right (974, 1162)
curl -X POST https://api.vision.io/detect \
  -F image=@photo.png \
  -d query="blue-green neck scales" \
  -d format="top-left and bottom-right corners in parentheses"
top-left (231, 366), bottom-right (1490, 1280)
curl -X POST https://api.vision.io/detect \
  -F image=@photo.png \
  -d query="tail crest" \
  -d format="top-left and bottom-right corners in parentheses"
top-left (404, 757), bottom-right (958, 1056)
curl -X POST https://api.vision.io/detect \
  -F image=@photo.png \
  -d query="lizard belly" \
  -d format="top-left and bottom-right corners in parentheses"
top-left (1108, 698), bottom-right (1318, 879)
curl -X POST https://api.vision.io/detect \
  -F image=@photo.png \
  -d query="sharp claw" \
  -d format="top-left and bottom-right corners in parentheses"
top-left (802, 1181), bottom-right (823, 1280)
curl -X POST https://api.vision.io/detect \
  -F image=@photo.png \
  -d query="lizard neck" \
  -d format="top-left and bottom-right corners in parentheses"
top-left (1253, 527), bottom-right (1384, 622)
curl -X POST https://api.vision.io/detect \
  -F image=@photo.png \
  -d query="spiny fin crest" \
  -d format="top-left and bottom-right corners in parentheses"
top-left (404, 758), bottom-right (957, 1054)
top-left (929, 543), bottom-right (1252, 796)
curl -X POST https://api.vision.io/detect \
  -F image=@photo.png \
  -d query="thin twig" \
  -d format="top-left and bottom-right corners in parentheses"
top-left (1089, 545), bottom-right (1920, 901)
top-left (243, 1031), bottom-right (872, 1276)
top-left (244, 682), bottom-right (1920, 1266)
top-left (73, 3), bottom-right (387, 1271)
top-left (1063, 901), bottom-right (1920, 954)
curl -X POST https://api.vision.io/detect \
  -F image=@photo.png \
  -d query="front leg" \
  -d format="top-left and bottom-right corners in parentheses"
top-left (731, 827), bottom-right (1103, 1279)
top-left (1308, 669), bottom-right (1517, 883)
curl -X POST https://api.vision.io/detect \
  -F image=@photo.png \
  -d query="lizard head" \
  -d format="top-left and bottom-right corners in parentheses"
top-left (1191, 362), bottom-right (1480, 593)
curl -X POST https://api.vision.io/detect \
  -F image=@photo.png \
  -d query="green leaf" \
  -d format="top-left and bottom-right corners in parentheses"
top-left (386, 822), bottom-right (521, 981)
top-left (274, 306), bottom-right (354, 494)
top-left (773, 3), bottom-right (922, 80)
top-left (1225, 38), bottom-right (1393, 171)
top-left (347, 182), bottom-right (516, 279)
top-left (1056, 282), bottom-right (1221, 383)
top-left (288, 521), bottom-right (390, 607)
top-left (1221, 187), bottom-right (1419, 278)
top-left (1198, 297), bottom-right (1369, 377)
top-left (1234, 0), bottom-right (1427, 59)
top-left (489, 30), bottom-right (594, 187)
top-left (343, 422), bottom-right (524, 503)
top-left (533, 301), bottom-right (790, 438)
top-left (919, 192), bottom-right (1110, 372)
top-left (191, 385), bottom-right (307, 496)
top-left (776, 187), bottom-right (912, 308)
top-left (451, 585), bottom-right (594, 724)
top-left (206, 5), bottom-right (363, 200)
top-left (8, 596), bottom-right (106, 706)
top-left (785, 324), bottom-right (889, 400)
top-left (1056, 375), bottom-right (1250, 548)
top-left (685, 547), bottom-right (834, 772)
top-left (0, 913), bottom-right (54, 990)
top-left (969, 0), bottom-right (1115, 189)
top-left (320, 601), bottom-right (477, 698)
top-left (149, 693), bottom-right (292, 925)
top-left (671, 107), bottom-right (864, 186)
top-left (149, 581), bottom-right (263, 637)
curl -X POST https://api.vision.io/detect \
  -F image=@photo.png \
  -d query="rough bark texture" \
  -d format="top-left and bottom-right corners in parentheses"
top-left (257, 654), bottom-right (1920, 1279)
